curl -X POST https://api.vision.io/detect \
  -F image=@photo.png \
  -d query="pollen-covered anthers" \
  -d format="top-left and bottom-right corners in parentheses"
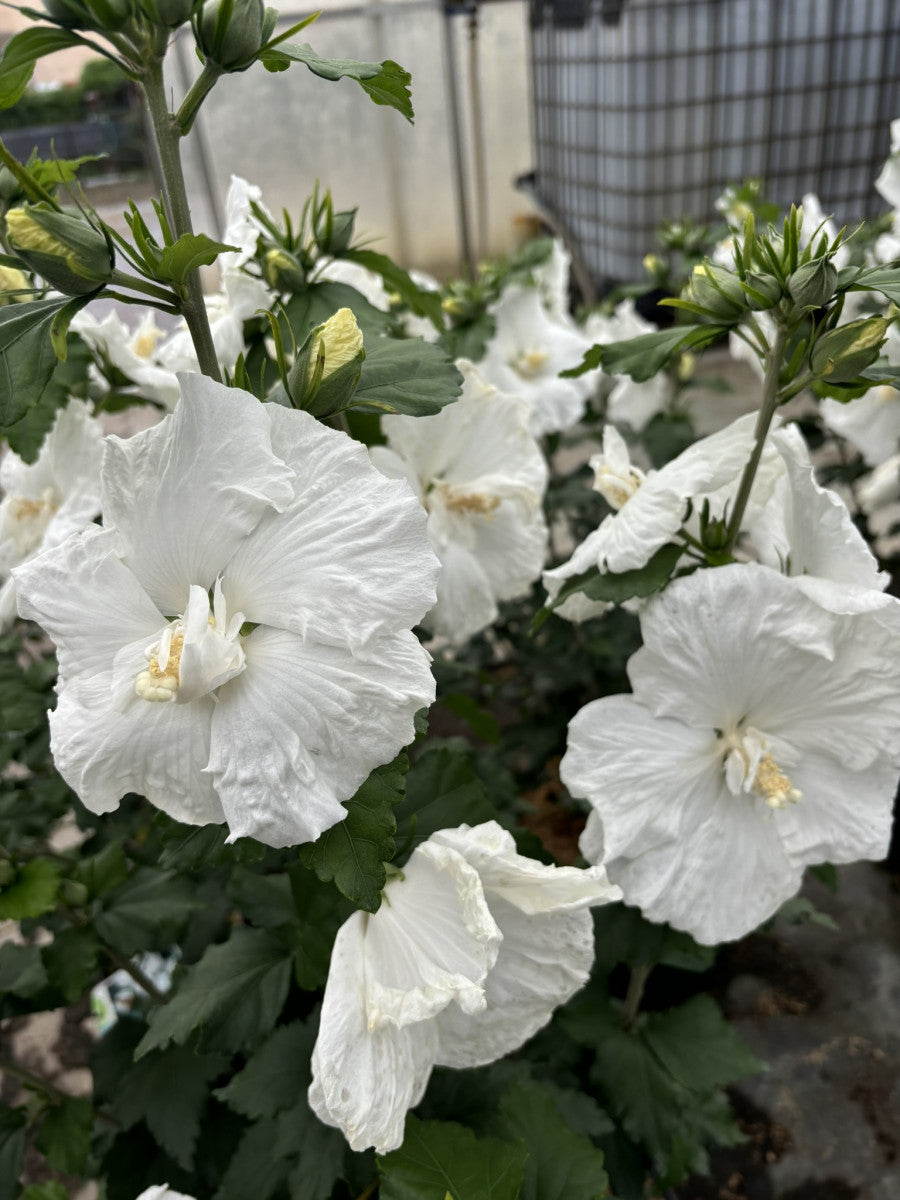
top-left (511, 348), bottom-right (549, 378)
top-left (592, 465), bottom-right (644, 511)
top-left (720, 726), bottom-right (802, 810)
top-left (6, 487), bottom-right (60, 556)
top-left (135, 625), bottom-right (185, 702)
top-left (438, 484), bottom-right (501, 517)
top-left (753, 754), bottom-right (802, 810)
top-left (133, 326), bottom-right (161, 360)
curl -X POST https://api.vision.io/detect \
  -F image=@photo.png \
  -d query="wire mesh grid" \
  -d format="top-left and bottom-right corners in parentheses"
top-left (529, 0), bottom-right (900, 284)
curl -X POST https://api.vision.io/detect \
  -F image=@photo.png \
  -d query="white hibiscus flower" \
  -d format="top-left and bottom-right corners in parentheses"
top-left (1, 399), bottom-right (104, 627)
top-left (72, 309), bottom-right (181, 409)
top-left (14, 376), bottom-right (438, 848)
top-left (476, 285), bottom-right (595, 435)
top-left (561, 562), bottom-right (900, 945)
top-left (583, 300), bottom-right (671, 431)
top-left (308, 820), bottom-right (620, 1153)
top-left (875, 117), bottom-right (900, 211)
top-left (370, 361), bottom-right (548, 643)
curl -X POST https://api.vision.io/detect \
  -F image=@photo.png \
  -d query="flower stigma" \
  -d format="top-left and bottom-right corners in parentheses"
top-left (720, 726), bottom-right (802, 810)
top-left (437, 482), bottom-right (501, 517)
top-left (512, 348), bottom-right (549, 378)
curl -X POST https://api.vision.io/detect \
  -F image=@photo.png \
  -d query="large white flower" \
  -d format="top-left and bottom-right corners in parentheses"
top-left (561, 563), bottom-right (900, 945)
top-left (476, 285), bottom-right (595, 435)
top-left (71, 308), bottom-right (181, 409)
top-left (0, 399), bottom-right (104, 626)
top-left (308, 820), bottom-right (620, 1153)
top-left (370, 362), bottom-right (548, 642)
top-left (14, 376), bottom-right (439, 848)
top-left (875, 117), bottom-right (900, 211)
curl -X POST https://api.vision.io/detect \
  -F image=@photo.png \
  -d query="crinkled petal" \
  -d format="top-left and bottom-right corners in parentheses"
top-left (309, 912), bottom-right (437, 1155)
top-left (425, 533), bottom-right (497, 642)
top-left (364, 841), bottom-right (501, 1026)
top-left (100, 375), bottom-right (294, 614)
top-left (222, 403), bottom-right (438, 647)
top-left (49, 674), bottom-right (221, 824)
top-left (209, 624), bottom-right (434, 847)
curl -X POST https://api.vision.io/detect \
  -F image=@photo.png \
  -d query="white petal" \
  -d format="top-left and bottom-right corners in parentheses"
top-left (222, 403), bottom-right (438, 647)
top-left (100, 376), bottom-right (294, 614)
top-left (820, 388), bottom-right (900, 467)
top-left (425, 533), bottom-right (497, 642)
top-left (309, 913), bottom-right (437, 1155)
top-left (208, 625), bottom-right (434, 847)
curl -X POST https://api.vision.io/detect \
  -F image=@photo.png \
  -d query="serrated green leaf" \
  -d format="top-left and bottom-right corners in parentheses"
top-left (350, 337), bottom-right (463, 416)
top-left (394, 747), bottom-right (494, 857)
top-left (261, 44), bottom-right (413, 121)
top-left (35, 1096), bottom-right (93, 1176)
top-left (284, 1118), bottom-right (347, 1200)
top-left (227, 867), bottom-right (297, 929)
top-left (0, 27), bottom-right (85, 107)
top-left (495, 1079), bottom-right (608, 1200)
top-left (299, 755), bottom-right (407, 912)
top-left (74, 841), bottom-right (129, 899)
top-left (115, 1043), bottom-right (229, 1170)
top-left (0, 1108), bottom-right (28, 1200)
top-left (849, 265), bottom-right (900, 306)
top-left (378, 1115), bottom-right (528, 1200)
top-left (0, 942), bottom-right (48, 998)
top-left (0, 857), bottom-right (60, 919)
top-left (41, 926), bottom-right (101, 1003)
top-left (22, 1183), bottom-right (68, 1200)
top-left (216, 1016), bottom-right (317, 1119)
top-left (548, 542), bottom-right (684, 614)
top-left (136, 926), bottom-right (293, 1057)
top-left (561, 324), bottom-right (721, 382)
top-left (215, 1118), bottom-right (291, 1200)
top-left (358, 58), bottom-right (414, 122)
top-left (3, 336), bottom-right (91, 463)
top-left (94, 868), bottom-right (201, 955)
top-left (643, 996), bottom-right (764, 1093)
top-left (157, 233), bottom-right (237, 284)
top-left (343, 248), bottom-right (442, 326)
top-left (0, 296), bottom-right (69, 428)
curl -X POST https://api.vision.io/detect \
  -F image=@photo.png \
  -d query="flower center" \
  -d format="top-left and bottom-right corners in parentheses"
top-left (135, 580), bottom-right (247, 705)
top-left (437, 482), bottom-right (501, 517)
top-left (512, 348), bottom-right (549, 378)
top-left (720, 726), bottom-right (802, 810)
top-left (5, 487), bottom-right (59, 556)
top-left (133, 328), bottom-right (161, 359)
top-left (592, 464), bottom-right (644, 511)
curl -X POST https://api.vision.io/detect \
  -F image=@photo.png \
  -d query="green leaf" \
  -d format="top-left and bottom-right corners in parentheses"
top-left (0, 942), bottom-right (48, 998)
top-left (216, 1016), bottom-right (317, 1119)
top-left (0, 857), bottom-right (60, 919)
top-left (495, 1079), bottom-right (608, 1200)
top-left (215, 1118), bottom-right (291, 1200)
top-left (0, 296), bottom-right (69, 428)
top-left (299, 755), bottom-right (407, 912)
top-left (227, 868), bottom-right (297, 930)
top-left (41, 926), bottom-right (101, 1003)
top-left (74, 842), bottom-right (129, 899)
top-left (136, 926), bottom-right (294, 1057)
top-left (114, 1043), bottom-right (229, 1170)
top-left (3, 335), bottom-right (91, 463)
top-left (350, 337), bottom-right (463, 416)
top-left (285, 281), bottom-right (394, 344)
top-left (378, 1115), bottom-right (528, 1200)
top-left (0, 27), bottom-right (84, 107)
top-left (35, 1096), bottom-right (93, 1176)
top-left (344, 248), bottom-right (443, 327)
top-left (561, 324), bottom-right (720, 382)
top-left (440, 693), bottom-right (500, 745)
top-left (94, 868), bottom-right (201, 955)
top-left (775, 894), bottom-right (839, 931)
top-left (261, 44), bottom-right (413, 122)
top-left (642, 996), bottom-right (764, 1093)
top-left (0, 1109), bottom-right (27, 1200)
top-left (284, 1119), bottom-right (347, 1200)
top-left (157, 233), bottom-right (238, 285)
top-left (548, 542), bottom-right (684, 613)
top-left (394, 747), bottom-right (495, 857)
top-left (849, 265), bottom-right (900, 306)
top-left (22, 1184), bottom-right (69, 1200)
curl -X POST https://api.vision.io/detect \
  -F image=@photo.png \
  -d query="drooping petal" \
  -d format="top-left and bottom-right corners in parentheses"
top-left (309, 913), bottom-right (438, 1155)
top-left (100, 376), bottom-right (294, 614)
top-left (208, 625), bottom-right (434, 847)
top-left (222, 403), bottom-right (438, 647)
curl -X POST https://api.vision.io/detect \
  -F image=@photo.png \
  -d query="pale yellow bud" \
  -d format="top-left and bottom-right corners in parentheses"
top-left (6, 207), bottom-right (70, 261)
top-left (0, 263), bottom-right (30, 303)
top-left (312, 307), bottom-right (364, 382)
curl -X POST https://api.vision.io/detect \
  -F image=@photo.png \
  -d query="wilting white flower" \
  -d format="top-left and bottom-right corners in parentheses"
top-left (562, 563), bottom-right (900, 945)
top-left (477, 285), bottom-right (594, 435)
top-left (371, 362), bottom-right (548, 642)
top-left (308, 820), bottom-right (621, 1153)
top-left (0, 400), bottom-right (103, 626)
top-left (15, 376), bottom-right (438, 848)
top-left (875, 117), bottom-right (900, 211)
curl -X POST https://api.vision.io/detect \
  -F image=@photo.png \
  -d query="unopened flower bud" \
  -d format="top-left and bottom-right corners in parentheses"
top-left (83, 0), bottom-right (133, 29)
top-left (742, 272), bottom-right (783, 311)
top-left (786, 257), bottom-right (838, 311)
top-left (810, 316), bottom-right (892, 383)
top-left (687, 263), bottom-right (746, 320)
top-left (0, 264), bottom-right (31, 304)
top-left (197, 0), bottom-right (274, 70)
top-left (60, 878), bottom-right (89, 907)
top-left (286, 307), bottom-right (366, 417)
top-left (264, 248), bottom-right (306, 293)
top-left (6, 204), bottom-right (113, 296)
top-left (42, 0), bottom-right (89, 23)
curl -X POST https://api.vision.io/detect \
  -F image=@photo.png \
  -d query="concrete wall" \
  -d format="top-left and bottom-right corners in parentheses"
top-left (169, 0), bottom-right (537, 277)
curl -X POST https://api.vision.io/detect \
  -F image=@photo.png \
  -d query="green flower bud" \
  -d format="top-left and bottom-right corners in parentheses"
top-left (42, 0), bottom-right (89, 24)
top-left (264, 248), bottom-right (307, 293)
top-left (742, 272), bottom-right (783, 311)
top-left (810, 317), bottom-right (892, 383)
top-left (60, 878), bottom-right (90, 907)
top-left (286, 307), bottom-right (365, 417)
top-left (6, 204), bottom-right (113, 296)
top-left (197, 0), bottom-right (275, 70)
top-left (140, 0), bottom-right (194, 25)
top-left (786, 257), bottom-right (838, 311)
top-left (687, 263), bottom-right (747, 320)
top-left (0, 264), bottom-right (31, 304)
top-left (83, 0), bottom-right (133, 29)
